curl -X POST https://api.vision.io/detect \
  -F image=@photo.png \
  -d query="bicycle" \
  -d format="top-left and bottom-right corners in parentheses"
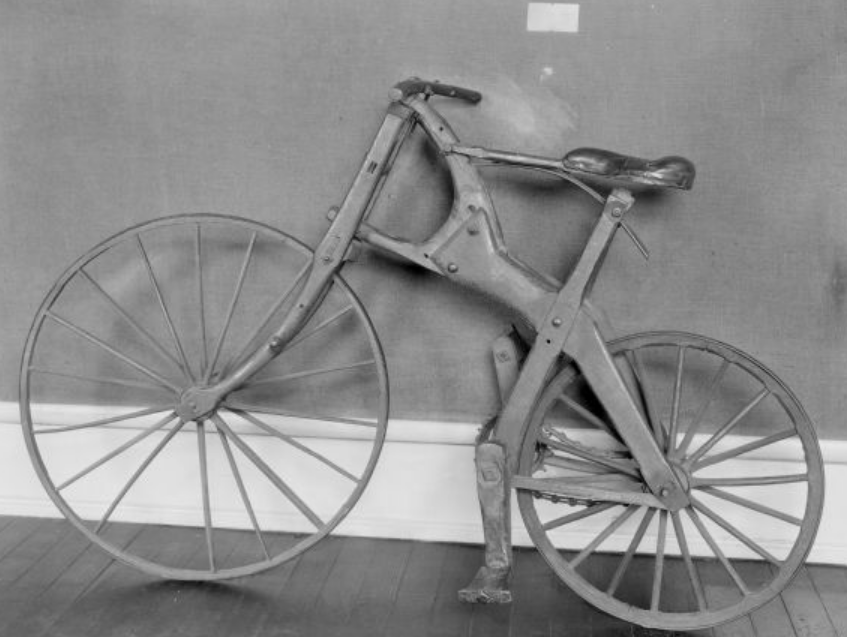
top-left (20, 78), bottom-right (824, 631)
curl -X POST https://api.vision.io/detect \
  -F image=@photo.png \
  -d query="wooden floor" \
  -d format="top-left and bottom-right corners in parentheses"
top-left (0, 516), bottom-right (845, 637)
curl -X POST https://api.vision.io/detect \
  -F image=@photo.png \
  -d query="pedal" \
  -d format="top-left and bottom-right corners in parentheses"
top-left (458, 565), bottom-right (513, 604)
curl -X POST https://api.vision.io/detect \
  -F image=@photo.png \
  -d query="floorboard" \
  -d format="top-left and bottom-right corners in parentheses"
top-left (428, 543), bottom-right (479, 637)
top-left (0, 523), bottom-right (142, 637)
top-left (345, 537), bottom-right (412, 636)
top-left (312, 536), bottom-right (381, 637)
top-left (699, 560), bottom-right (756, 637)
top-left (807, 566), bottom-right (847, 637)
top-left (384, 540), bottom-right (445, 637)
top-left (0, 517), bottom-right (841, 637)
top-left (510, 549), bottom-right (554, 637)
top-left (252, 534), bottom-right (345, 636)
top-left (728, 562), bottom-right (791, 637)
top-left (206, 534), bottom-right (303, 637)
top-left (0, 521), bottom-right (90, 633)
top-left (781, 567), bottom-right (838, 637)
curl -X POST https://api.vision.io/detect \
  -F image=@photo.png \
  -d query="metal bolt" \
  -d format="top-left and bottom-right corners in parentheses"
top-left (270, 336), bottom-right (283, 350)
top-left (660, 487), bottom-right (669, 497)
top-left (551, 317), bottom-right (562, 327)
top-left (611, 207), bottom-right (623, 218)
top-left (447, 263), bottom-right (458, 273)
top-left (467, 224), bottom-right (479, 235)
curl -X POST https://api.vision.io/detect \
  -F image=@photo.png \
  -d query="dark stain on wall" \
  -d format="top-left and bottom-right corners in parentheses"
top-left (828, 254), bottom-right (847, 317)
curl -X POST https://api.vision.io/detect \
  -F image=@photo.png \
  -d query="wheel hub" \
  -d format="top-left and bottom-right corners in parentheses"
top-left (176, 386), bottom-right (222, 422)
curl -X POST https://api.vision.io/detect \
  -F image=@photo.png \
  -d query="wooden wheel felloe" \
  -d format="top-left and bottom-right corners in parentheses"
top-left (516, 332), bottom-right (823, 630)
top-left (21, 214), bottom-right (388, 580)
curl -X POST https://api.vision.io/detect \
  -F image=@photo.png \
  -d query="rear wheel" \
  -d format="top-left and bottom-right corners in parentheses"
top-left (516, 331), bottom-right (823, 630)
top-left (21, 214), bottom-right (389, 580)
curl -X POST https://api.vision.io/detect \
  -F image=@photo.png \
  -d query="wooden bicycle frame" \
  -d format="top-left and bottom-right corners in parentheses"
top-left (201, 95), bottom-right (688, 510)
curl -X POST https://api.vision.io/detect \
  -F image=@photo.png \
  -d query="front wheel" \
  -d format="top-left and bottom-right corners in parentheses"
top-left (21, 214), bottom-right (389, 580)
top-left (516, 331), bottom-right (823, 631)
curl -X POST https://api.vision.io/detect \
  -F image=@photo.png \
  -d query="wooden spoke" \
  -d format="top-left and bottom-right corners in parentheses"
top-left (196, 224), bottom-right (208, 376)
top-left (222, 262), bottom-right (310, 375)
top-left (539, 434), bottom-right (639, 478)
top-left (606, 507), bottom-right (655, 595)
top-left (211, 414), bottom-right (323, 529)
top-left (197, 421), bottom-right (216, 572)
top-left (222, 401), bottom-right (377, 428)
top-left (79, 269), bottom-right (187, 377)
top-left (225, 408), bottom-right (358, 482)
top-left (57, 412), bottom-right (177, 490)
top-left (692, 428), bottom-right (796, 471)
top-left (687, 388), bottom-right (770, 466)
top-left (203, 232), bottom-right (258, 383)
top-left (95, 419), bottom-right (187, 534)
top-left (245, 359), bottom-right (376, 388)
top-left (35, 405), bottom-right (176, 435)
top-left (284, 305), bottom-right (352, 352)
top-left (675, 359), bottom-right (729, 458)
top-left (28, 367), bottom-right (169, 394)
top-left (667, 346), bottom-right (686, 452)
top-left (135, 236), bottom-right (193, 381)
top-left (217, 429), bottom-right (270, 560)
top-left (45, 311), bottom-right (182, 393)
top-left (691, 473), bottom-right (807, 488)
top-left (691, 497), bottom-right (781, 565)
top-left (570, 505), bottom-right (639, 569)
top-left (625, 350), bottom-right (665, 447)
top-left (698, 486), bottom-right (802, 526)
top-left (557, 394), bottom-right (619, 439)
top-left (686, 507), bottom-right (750, 595)
top-left (650, 510), bottom-right (668, 611)
top-left (542, 502), bottom-right (618, 532)
top-left (670, 510), bottom-right (706, 610)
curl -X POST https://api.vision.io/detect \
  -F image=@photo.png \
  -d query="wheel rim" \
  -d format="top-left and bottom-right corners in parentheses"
top-left (516, 331), bottom-right (823, 630)
top-left (21, 214), bottom-right (389, 580)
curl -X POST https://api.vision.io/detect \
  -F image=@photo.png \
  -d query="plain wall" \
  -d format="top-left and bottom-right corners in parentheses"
top-left (2, 0), bottom-right (846, 435)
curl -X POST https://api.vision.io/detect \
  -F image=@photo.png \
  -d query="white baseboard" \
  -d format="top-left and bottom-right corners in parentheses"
top-left (2, 401), bottom-right (846, 565)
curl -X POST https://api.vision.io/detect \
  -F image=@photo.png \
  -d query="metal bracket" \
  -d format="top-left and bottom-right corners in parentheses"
top-left (492, 329), bottom-right (526, 405)
top-left (603, 188), bottom-right (635, 220)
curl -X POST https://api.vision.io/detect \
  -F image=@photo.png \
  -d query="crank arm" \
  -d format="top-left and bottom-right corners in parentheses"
top-left (513, 475), bottom-right (666, 509)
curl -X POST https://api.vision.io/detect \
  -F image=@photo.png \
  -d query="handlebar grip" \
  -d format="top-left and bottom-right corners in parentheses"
top-left (390, 78), bottom-right (482, 104)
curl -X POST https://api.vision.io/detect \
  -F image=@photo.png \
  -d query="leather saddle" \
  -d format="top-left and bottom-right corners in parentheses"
top-left (562, 148), bottom-right (696, 190)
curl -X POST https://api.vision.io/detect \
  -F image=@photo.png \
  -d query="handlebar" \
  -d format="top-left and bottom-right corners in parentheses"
top-left (389, 78), bottom-right (482, 104)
